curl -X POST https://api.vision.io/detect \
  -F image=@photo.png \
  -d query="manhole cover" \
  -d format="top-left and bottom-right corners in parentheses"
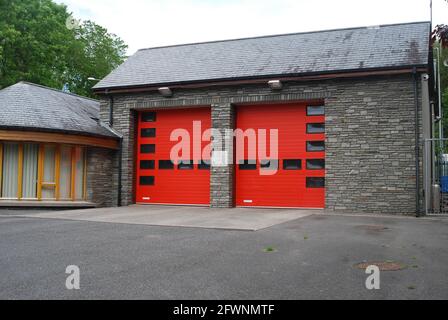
top-left (354, 261), bottom-right (406, 271)
top-left (357, 225), bottom-right (389, 231)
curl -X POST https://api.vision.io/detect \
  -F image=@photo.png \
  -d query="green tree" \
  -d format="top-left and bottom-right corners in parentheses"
top-left (68, 20), bottom-right (128, 97)
top-left (0, 0), bottom-right (127, 97)
top-left (432, 1), bottom-right (448, 135)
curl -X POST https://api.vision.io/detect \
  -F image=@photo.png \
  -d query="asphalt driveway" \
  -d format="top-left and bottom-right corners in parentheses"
top-left (0, 208), bottom-right (447, 300)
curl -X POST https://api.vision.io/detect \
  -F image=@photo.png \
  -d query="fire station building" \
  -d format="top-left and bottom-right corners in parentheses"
top-left (89, 22), bottom-right (433, 214)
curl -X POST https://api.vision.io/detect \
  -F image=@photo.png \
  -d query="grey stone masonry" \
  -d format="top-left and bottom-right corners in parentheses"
top-left (86, 147), bottom-right (118, 207)
top-left (99, 73), bottom-right (424, 214)
top-left (211, 103), bottom-right (235, 208)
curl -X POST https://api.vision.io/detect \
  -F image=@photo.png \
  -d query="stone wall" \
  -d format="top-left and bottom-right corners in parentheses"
top-left (86, 147), bottom-right (118, 207)
top-left (98, 73), bottom-right (423, 214)
top-left (211, 103), bottom-right (234, 208)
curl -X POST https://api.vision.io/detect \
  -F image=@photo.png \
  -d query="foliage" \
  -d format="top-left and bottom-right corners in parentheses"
top-left (432, 24), bottom-right (448, 48)
top-left (432, 0), bottom-right (448, 134)
top-left (0, 0), bottom-right (127, 97)
top-left (431, 0), bottom-right (448, 48)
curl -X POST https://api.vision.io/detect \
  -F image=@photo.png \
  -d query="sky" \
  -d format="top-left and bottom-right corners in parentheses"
top-left (55, 0), bottom-right (448, 55)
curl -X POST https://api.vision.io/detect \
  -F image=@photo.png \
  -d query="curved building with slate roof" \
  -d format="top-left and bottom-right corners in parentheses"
top-left (0, 82), bottom-right (120, 207)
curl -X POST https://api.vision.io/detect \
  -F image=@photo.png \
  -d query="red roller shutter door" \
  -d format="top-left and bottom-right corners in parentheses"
top-left (235, 103), bottom-right (325, 208)
top-left (136, 108), bottom-right (211, 205)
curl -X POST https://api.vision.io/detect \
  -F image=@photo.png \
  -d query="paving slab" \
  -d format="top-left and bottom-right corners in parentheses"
top-left (14, 205), bottom-right (318, 231)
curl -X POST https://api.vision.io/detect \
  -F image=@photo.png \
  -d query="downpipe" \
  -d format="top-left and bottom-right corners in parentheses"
top-left (118, 137), bottom-right (123, 207)
top-left (108, 93), bottom-right (122, 207)
top-left (413, 68), bottom-right (421, 217)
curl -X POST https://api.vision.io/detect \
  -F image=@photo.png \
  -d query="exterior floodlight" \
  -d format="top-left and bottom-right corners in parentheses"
top-left (87, 77), bottom-right (100, 81)
top-left (158, 87), bottom-right (173, 97)
top-left (268, 80), bottom-right (282, 90)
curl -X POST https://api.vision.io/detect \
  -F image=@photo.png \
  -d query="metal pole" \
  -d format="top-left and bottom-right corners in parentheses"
top-left (433, 47), bottom-right (444, 155)
top-left (430, 0), bottom-right (433, 28)
top-left (425, 139), bottom-right (430, 215)
top-left (437, 47), bottom-right (444, 149)
top-left (432, 103), bottom-right (436, 185)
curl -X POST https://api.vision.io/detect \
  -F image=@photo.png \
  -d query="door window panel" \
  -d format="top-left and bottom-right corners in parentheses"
top-left (283, 159), bottom-right (302, 170)
top-left (307, 123), bottom-right (325, 134)
top-left (306, 159), bottom-right (325, 170)
top-left (307, 105), bottom-right (325, 116)
top-left (307, 141), bottom-right (325, 152)
top-left (306, 177), bottom-right (325, 188)
top-left (238, 160), bottom-right (257, 170)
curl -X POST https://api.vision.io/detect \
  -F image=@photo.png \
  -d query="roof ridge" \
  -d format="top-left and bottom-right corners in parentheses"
top-left (137, 21), bottom-right (431, 52)
top-left (17, 81), bottom-right (99, 103)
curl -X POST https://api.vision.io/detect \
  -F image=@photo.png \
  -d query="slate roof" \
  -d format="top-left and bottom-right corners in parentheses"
top-left (94, 21), bottom-right (431, 90)
top-left (0, 82), bottom-right (118, 138)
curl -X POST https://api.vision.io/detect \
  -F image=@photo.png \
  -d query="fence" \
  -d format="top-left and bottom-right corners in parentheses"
top-left (424, 138), bottom-right (448, 214)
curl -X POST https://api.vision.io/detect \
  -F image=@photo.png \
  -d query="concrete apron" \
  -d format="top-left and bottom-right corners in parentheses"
top-left (14, 205), bottom-right (319, 231)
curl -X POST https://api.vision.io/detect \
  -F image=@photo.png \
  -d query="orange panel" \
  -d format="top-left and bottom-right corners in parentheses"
top-left (136, 108), bottom-right (211, 205)
top-left (236, 103), bottom-right (325, 208)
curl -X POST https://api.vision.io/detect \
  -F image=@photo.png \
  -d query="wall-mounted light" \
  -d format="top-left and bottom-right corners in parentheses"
top-left (268, 80), bottom-right (282, 90)
top-left (158, 87), bottom-right (173, 97)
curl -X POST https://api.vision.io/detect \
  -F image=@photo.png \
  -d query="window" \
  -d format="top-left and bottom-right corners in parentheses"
top-left (238, 160), bottom-right (257, 170)
top-left (59, 146), bottom-right (72, 200)
top-left (0, 142), bottom-right (86, 201)
top-left (73, 147), bottom-right (85, 200)
top-left (198, 160), bottom-right (211, 170)
top-left (307, 123), bottom-right (325, 134)
top-left (307, 105), bottom-right (325, 116)
top-left (283, 159), bottom-right (302, 170)
top-left (306, 159), bottom-right (325, 170)
top-left (260, 159), bottom-right (279, 170)
top-left (22, 144), bottom-right (39, 199)
top-left (140, 176), bottom-right (154, 185)
top-left (307, 141), bottom-right (325, 152)
top-left (140, 160), bottom-right (155, 170)
top-left (140, 144), bottom-right (155, 154)
top-left (178, 160), bottom-right (194, 170)
top-left (159, 160), bottom-right (174, 169)
top-left (1, 143), bottom-right (19, 198)
top-left (141, 128), bottom-right (156, 138)
top-left (306, 177), bottom-right (325, 188)
top-left (141, 112), bottom-right (156, 122)
top-left (41, 145), bottom-right (56, 199)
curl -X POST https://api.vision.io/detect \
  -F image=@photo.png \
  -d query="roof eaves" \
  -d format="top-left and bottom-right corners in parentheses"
top-left (0, 125), bottom-right (120, 140)
top-left (93, 64), bottom-right (430, 93)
